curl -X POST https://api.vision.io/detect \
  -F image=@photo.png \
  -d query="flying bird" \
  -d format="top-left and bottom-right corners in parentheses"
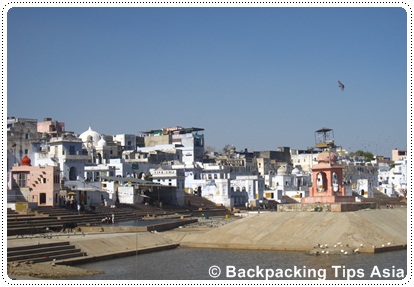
top-left (338, 80), bottom-right (345, 91)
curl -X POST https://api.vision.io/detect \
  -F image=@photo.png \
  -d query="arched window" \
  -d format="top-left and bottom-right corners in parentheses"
top-left (317, 172), bottom-right (327, 192)
top-left (332, 172), bottom-right (339, 192)
top-left (69, 167), bottom-right (77, 180)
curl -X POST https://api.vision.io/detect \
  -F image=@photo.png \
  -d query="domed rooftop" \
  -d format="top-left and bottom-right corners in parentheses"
top-left (21, 155), bottom-right (31, 166)
top-left (79, 126), bottom-right (101, 145)
top-left (97, 136), bottom-right (107, 147)
top-left (317, 150), bottom-right (338, 164)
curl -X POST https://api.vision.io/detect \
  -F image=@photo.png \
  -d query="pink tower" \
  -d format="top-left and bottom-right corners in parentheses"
top-left (301, 128), bottom-right (355, 204)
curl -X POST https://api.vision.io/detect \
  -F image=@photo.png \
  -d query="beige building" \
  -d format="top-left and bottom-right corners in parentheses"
top-left (391, 148), bottom-right (406, 162)
top-left (9, 155), bottom-right (61, 209)
top-left (37, 117), bottom-right (65, 137)
top-left (140, 127), bottom-right (204, 164)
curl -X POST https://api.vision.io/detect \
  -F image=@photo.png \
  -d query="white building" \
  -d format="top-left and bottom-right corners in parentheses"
top-left (377, 159), bottom-right (407, 197)
top-left (263, 165), bottom-right (311, 203)
top-left (195, 178), bottom-right (232, 207)
top-left (32, 134), bottom-right (89, 182)
top-left (172, 128), bottom-right (204, 164)
top-left (183, 163), bottom-right (232, 206)
top-left (171, 162), bottom-right (203, 193)
top-left (179, 162), bottom-right (265, 208)
top-left (150, 166), bottom-right (185, 206)
top-left (31, 134), bottom-right (105, 208)
top-left (390, 158), bottom-right (407, 193)
top-left (78, 126), bottom-right (119, 164)
top-left (7, 117), bottom-right (40, 171)
top-left (342, 161), bottom-right (379, 196)
top-left (290, 149), bottom-right (319, 173)
top-left (117, 185), bottom-right (145, 205)
top-left (355, 179), bottom-right (374, 198)
top-left (136, 144), bottom-right (182, 163)
top-left (231, 175), bottom-right (264, 207)
top-left (101, 177), bottom-right (150, 205)
top-left (141, 127), bottom-right (204, 164)
top-left (113, 134), bottom-right (136, 151)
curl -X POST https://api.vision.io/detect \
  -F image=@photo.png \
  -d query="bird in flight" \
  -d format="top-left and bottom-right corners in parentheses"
top-left (338, 80), bottom-right (345, 91)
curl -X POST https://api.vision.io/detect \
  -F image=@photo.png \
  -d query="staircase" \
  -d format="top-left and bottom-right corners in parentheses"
top-left (361, 190), bottom-right (404, 206)
top-left (7, 242), bottom-right (86, 264)
top-left (7, 206), bottom-right (138, 236)
top-left (183, 194), bottom-right (229, 216)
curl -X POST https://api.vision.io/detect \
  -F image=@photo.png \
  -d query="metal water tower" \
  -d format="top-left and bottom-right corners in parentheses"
top-left (314, 128), bottom-right (335, 149)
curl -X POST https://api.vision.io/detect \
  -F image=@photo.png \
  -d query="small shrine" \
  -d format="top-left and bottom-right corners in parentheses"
top-left (301, 128), bottom-right (355, 204)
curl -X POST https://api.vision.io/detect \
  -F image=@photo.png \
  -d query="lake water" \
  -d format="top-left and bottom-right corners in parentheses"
top-left (69, 248), bottom-right (407, 281)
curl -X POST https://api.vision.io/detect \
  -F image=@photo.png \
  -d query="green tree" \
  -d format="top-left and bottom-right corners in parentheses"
top-left (350, 150), bottom-right (375, 162)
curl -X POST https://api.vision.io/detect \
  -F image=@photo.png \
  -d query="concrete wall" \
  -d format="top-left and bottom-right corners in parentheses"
top-left (278, 202), bottom-right (379, 212)
top-left (144, 134), bottom-right (171, 147)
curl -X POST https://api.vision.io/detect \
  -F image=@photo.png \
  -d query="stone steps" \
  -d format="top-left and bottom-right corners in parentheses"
top-left (7, 204), bottom-right (199, 236)
top-left (7, 206), bottom-right (141, 236)
top-left (7, 241), bottom-right (86, 264)
top-left (184, 194), bottom-right (224, 209)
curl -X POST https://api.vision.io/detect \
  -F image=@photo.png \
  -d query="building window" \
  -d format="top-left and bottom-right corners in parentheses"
top-left (54, 174), bottom-right (60, 184)
top-left (16, 173), bottom-right (28, 187)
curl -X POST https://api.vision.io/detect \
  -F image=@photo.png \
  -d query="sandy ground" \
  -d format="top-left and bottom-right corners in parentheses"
top-left (162, 208), bottom-right (407, 254)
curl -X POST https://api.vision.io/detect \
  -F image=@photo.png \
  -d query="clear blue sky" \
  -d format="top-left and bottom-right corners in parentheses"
top-left (6, 6), bottom-right (408, 157)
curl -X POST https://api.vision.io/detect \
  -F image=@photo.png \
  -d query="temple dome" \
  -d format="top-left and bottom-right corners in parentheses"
top-left (21, 155), bottom-right (31, 166)
top-left (97, 136), bottom-right (107, 147)
top-left (317, 151), bottom-right (338, 164)
top-left (79, 126), bottom-right (101, 145)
